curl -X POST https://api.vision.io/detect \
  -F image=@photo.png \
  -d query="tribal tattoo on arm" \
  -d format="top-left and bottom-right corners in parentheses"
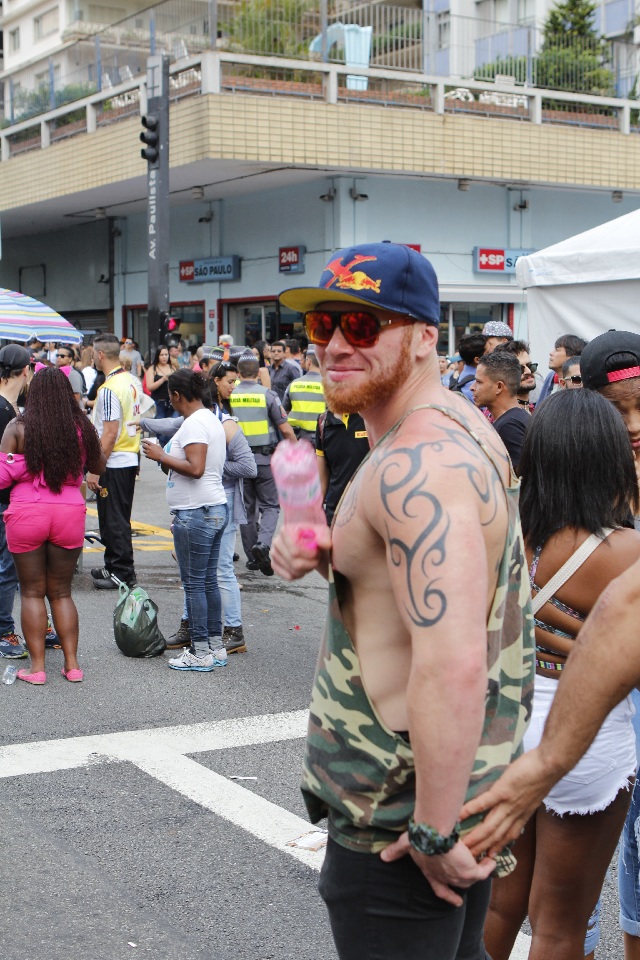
top-left (371, 426), bottom-right (504, 629)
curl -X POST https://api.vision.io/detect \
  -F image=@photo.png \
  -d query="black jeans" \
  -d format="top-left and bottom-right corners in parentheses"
top-left (319, 839), bottom-right (492, 960)
top-left (96, 465), bottom-right (137, 582)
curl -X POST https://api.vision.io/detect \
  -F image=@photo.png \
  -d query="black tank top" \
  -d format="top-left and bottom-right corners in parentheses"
top-left (153, 370), bottom-right (170, 403)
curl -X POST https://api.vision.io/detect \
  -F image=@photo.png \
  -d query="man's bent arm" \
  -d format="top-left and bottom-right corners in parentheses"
top-left (375, 453), bottom-right (489, 832)
top-left (373, 438), bottom-right (497, 901)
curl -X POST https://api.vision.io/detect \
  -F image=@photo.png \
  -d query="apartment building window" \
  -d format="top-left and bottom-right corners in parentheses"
top-left (34, 7), bottom-right (59, 39)
top-left (9, 27), bottom-right (20, 50)
top-left (517, 0), bottom-right (535, 24)
top-left (493, 0), bottom-right (509, 24)
top-left (437, 13), bottom-right (450, 48)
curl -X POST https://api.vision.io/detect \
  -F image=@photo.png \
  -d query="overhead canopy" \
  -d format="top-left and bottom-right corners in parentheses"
top-left (516, 208), bottom-right (640, 362)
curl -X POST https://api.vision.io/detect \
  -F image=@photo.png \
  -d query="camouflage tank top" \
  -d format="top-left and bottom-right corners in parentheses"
top-left (301, 403), bottom-right (534, 876)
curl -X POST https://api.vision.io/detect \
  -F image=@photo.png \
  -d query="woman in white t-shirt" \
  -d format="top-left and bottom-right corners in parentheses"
top-left (142, 369), bottom-right (228, 673)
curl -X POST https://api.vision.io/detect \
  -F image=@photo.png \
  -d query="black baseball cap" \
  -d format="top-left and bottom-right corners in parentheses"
top-left (0, 344), bottom-right (31, 374)
top-left (580, 331), bottom-right (640, 390)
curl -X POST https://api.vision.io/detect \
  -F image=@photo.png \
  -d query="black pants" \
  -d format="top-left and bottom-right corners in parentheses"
top-left (96, 465), bottom-right (137, 582)
top-left (319, 839), bottom-right (492, 960)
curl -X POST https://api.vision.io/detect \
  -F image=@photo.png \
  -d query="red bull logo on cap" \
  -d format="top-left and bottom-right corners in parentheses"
top-left (323, 255), bottom-right (382, 294)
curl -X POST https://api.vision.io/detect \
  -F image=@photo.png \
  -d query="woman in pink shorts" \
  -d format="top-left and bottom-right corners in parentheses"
top-left (0, 366), bottom-right (105, 684)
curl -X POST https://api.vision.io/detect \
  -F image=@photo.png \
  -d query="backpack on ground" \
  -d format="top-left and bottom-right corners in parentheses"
top-left (113, 582), bottom-right (166, 658)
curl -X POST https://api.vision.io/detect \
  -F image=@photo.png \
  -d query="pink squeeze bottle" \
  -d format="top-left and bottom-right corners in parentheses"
top-left (271, 440), bottom-right (326, 548)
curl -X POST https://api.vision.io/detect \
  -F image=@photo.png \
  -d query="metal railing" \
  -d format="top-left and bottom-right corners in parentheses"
top-left (2, 49), bottom-right (638, 163)
top-left (1, 0), bottom-right (638, 127)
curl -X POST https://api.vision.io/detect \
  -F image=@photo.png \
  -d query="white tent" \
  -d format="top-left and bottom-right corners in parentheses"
top-left (516, 208), bottom-right (640, 364)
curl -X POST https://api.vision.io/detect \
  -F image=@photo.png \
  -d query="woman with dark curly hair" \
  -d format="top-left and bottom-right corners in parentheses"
top-left (463, 389), bottom-right (640, 960)
top-left (142, 369), bottom-right (228, 672)
top-left (0, 366), bottom-right (106, 684)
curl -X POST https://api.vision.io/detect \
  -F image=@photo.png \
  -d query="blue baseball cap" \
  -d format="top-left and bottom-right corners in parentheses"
top-left (279, 242), bottom-right (440, 326)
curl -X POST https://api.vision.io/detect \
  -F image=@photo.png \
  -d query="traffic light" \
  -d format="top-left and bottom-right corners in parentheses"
top-left (140, 114), bottom-right (159, 163)
top-left (161, 312), bottom-right (181, 344)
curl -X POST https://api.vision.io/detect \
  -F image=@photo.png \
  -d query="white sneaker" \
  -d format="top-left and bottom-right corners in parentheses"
top-left (211, 647), bottom-right (228, 667)
top-left (168, 650), bottom-right (215, 672)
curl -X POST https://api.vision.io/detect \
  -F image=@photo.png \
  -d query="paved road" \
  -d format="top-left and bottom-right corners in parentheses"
top-left (0, 459), bottom-right (626, 959)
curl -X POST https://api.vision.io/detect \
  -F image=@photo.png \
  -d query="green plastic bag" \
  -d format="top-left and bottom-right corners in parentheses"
top-left (113, 582), bottom-right (166, 658)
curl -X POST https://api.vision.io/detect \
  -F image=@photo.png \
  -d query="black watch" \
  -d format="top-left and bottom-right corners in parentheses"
top-left (407, 817), bottom-right (460, 856)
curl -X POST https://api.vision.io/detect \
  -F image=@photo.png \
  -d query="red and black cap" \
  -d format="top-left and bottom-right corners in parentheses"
top-left (581, 331), bottom-right (640, 390)
top-left (279, 241), bottom-right (440, 326)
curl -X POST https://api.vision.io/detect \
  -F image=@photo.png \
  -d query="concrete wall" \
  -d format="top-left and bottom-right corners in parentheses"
top-left (1, 173), bottom-right (639, 350)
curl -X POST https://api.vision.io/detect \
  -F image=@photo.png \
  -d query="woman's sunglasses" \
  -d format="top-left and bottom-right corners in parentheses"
top-left (304, 310), bottom-right (411, 348)
top-left (520, 362), bottom-right (538, 374)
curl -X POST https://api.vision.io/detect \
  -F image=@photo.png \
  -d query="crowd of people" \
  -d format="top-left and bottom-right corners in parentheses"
top-left (3, 240), bottom-right (640, 959)
top-left (0, 331), bottom-right (351, 678)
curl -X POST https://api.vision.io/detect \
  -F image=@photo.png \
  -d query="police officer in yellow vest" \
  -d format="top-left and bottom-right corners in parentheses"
top-left (86, 333), bottom-right (141, 589)
top-left (283, 348), bottom-right (326, 442)
top-left (230, 353), bottom-right (296, 576)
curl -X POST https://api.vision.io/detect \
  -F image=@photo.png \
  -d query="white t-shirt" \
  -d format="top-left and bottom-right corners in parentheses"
top-left (165, 408), bottom-right (227, 510)
top-left (93, 386), bottom-right (138, 468)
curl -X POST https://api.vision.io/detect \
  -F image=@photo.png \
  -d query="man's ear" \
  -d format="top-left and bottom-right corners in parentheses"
top-left (416, 322), bottom-right (439, 358)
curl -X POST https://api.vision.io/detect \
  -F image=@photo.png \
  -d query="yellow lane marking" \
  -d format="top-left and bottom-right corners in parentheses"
top-left (85, 507), bottom-right (174, 539)
top-left (84, 506), bottom-right (174, 553)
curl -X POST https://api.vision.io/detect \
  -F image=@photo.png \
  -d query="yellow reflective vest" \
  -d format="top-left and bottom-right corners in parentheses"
top-left (230, 380), bottom-right (278, 447)
top-left (286, 373), bottom-right (325, 434)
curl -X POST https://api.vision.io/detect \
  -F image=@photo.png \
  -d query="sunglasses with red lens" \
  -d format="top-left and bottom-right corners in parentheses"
top-left (304, 310), bottom-right (412, 348)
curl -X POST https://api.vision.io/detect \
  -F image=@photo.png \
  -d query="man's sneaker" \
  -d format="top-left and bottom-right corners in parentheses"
top-left (223, 626), bottom-right (246, 654)
top-left (210, 647), bottom-right (228, 667)
top-left (245, 559), bottom-right (260, 571)
top-left (91, 567), bottom-right (118, 589)
top-left (167, 650), bottom-right (215, 672)
top-left (45, 617), bottom-right (60, 649)
top-left (0, 633), bottom-right (28, 659)
top-left (251, 542), bottom-right (274, 577)
top-left (91, 568), bottom-right (136, 590)
top-left (166, 619), bottom-right (190, 650)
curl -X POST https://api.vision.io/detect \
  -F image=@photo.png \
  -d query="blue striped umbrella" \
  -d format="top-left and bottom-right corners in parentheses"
top-left (0, 288), bottom-right (83, 344)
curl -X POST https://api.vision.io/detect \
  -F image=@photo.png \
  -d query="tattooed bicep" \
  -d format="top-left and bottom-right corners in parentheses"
top-left (371, 431), bottom-right (502, 628)
top-left (374, 443), bottom-right (449, 627)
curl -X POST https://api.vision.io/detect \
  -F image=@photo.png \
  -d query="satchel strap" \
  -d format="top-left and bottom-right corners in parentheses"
top-left (531, 529), bottom-right (614, 615)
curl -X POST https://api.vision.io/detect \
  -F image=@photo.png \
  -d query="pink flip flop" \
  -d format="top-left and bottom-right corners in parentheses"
top-left (61, 668), bottom-right (84, 682)
top-left (17, 670), bottom-right (46, 685)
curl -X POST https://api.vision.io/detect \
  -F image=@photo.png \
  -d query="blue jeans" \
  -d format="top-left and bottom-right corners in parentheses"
top-left (171, 503), bottom-right (227, 657)
top-left (0, 503), bottom-right (18, 637)
top-left (179, 494), bottom-right (242, 628)
top-left (619, 687), bottom-right (640, 937)
top-left (218, 492), bottom-right (242, 628)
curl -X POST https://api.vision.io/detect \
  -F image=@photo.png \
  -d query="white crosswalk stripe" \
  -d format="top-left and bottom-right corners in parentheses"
top-left (1, 708), bottom-right (535, 952)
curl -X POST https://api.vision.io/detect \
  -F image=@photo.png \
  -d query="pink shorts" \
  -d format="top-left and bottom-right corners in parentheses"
top-left (4, 502), bottom-right (86, 553)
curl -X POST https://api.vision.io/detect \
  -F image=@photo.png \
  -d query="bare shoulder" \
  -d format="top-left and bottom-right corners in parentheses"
top-left (552, 527), bottom-right (640, 611)
top-left (591, 528), bottom-right (640, 577)
top-left (370, 399), bottom-right (509, 492)
top-left (0, 419), bottom-right (23, 454)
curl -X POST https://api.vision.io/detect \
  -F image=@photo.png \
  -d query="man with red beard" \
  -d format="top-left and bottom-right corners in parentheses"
top-left (274, 242), bottom-right (534, 960)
